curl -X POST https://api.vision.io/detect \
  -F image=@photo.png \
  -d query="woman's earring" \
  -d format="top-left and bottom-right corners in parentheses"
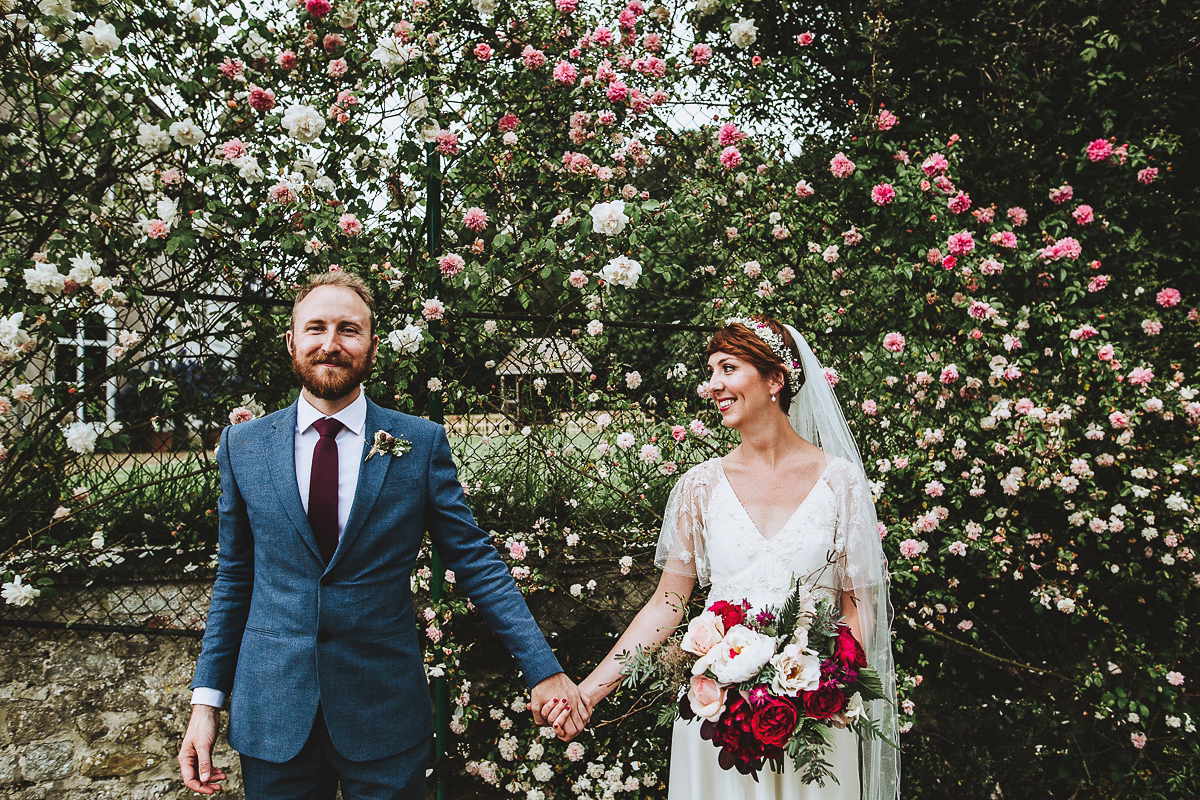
top-left (770, 394), bottom-right (777, 402)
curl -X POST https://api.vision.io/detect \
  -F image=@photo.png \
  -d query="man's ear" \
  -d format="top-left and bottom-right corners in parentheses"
top-left (284, 329), bottom-right (294, 355)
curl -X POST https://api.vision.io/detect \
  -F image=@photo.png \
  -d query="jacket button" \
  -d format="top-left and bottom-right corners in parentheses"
top-left (317, 631), bottom-right (331, 643)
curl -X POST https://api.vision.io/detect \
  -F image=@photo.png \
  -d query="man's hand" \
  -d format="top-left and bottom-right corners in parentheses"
top-left (178, 704), bottom-right (227, 794)
top-left (528, 672), bottom-right (590, 741)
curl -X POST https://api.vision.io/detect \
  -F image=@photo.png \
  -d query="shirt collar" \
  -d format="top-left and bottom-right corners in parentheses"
top-left (296, 387), bottom-right (368, 437)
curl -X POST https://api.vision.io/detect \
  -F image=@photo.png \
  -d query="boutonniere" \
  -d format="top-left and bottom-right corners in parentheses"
top-left (365, 429), bottom-right (412, 462)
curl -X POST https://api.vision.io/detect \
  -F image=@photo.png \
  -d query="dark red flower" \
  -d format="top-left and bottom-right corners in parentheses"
top-left (832, 624), bottom-right (868, 669)
top-left (708, 599), bottom-right (748, 630)
top-left (749, 696), bottom-right (799, 749)
top-left (801, 681), bottom-right (847, 720)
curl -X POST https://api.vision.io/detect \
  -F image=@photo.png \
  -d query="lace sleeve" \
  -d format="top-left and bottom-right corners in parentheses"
top-left (828, 456), bottom-right (901, 800)
top-left (653, 459), bottom-right (720, 587)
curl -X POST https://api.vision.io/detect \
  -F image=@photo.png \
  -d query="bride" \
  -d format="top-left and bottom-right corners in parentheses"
top-left (544, 316), bottom-right (900, 800)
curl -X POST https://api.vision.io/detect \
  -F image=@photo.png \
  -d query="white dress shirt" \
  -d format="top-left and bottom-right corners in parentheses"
top-left (191, 389), bottom-right (368, 709)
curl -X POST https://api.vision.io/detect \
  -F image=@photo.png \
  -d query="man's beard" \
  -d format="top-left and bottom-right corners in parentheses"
top-left (291, 348), bottom-right (374, 401)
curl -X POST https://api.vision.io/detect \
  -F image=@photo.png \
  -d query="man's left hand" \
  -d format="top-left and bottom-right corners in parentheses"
top-left (529, 672), bottom-right (590, 740)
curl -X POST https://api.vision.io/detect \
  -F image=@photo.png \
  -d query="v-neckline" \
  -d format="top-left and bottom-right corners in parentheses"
top-left (717, 457), bottom-right (832, 542)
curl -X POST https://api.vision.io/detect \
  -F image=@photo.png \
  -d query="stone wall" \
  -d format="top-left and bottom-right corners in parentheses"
top-left (0, 582), bottom-right (244, 799)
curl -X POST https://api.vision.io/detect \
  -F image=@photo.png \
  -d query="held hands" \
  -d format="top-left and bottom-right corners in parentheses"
top-left (528, 672), bottom-right (592, 741)
top-left (178, 704), bottom-right (228, 794)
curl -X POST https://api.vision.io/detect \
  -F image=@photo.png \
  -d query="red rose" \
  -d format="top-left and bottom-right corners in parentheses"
top-left (833, 624), bottom-right (868, 669)
top-left (801, 681), bottom-right (847, 720)
top-left (749, 696), bottom-right (799, 749)
top-left (708, 600), bottom-right (747, 630)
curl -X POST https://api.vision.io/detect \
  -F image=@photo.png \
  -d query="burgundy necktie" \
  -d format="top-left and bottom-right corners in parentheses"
top-left (309, 417), bottom-right (344, 564)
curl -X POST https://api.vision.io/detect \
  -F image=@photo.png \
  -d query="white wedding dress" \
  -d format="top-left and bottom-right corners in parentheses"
top-left (657, 456), bottom-right (865, 800)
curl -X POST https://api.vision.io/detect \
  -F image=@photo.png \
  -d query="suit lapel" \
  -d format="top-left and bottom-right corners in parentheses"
top-left (267, 402), bottom-right (324, 562)
top-left (329, 398), bottom-right (392, 569)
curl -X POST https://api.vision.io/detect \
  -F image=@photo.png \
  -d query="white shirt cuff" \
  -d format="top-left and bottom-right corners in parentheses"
top-left (191, 687), bottom-right (226, 708)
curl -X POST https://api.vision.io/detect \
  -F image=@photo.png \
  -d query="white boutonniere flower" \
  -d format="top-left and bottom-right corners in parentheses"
top-left (365, 429), bottom-right (412, 462)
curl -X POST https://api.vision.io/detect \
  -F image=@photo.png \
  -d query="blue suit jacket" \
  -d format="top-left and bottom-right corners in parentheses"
top-left (191, 397), bottom-right (563, 763)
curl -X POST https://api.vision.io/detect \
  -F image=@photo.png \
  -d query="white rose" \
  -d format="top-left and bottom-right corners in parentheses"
top-left (78, 19), bottom-right (120, 55)
top-left (598, 255), bottom-right (642, 288)
top-left (842, 692), bottom-right (866, 723)
top-left (471, 0), bottom-right (498, 16)
top-left (63, 421), bottom-right (99, 454)
top-left (729, 17), bottom-right (758, 50)
top-left (589, 200), bottom-right (629, 236)
top-left (234, 155), bottom-right (264, 183)
top-left (169, 118), bottom-right (205, 146)
top-left (387, 324), bottom-right (424, 354)
top-left (156, 197), bottom-right (179, 226)
top-left (281, 104), bottom-right (326, 143)
top-left (24, 261), bottom-right (66, 294)
top-left (0, 312), bottom-right (32, 353)
top-left (243, 29), bottom-right (270, 59)
top-left (66, 253), bottom-right (100, 284)
top-left (371, 36), bottom-right (415, 67)
top-left (694, 0), bottom-right (719, 15)
top-left (37, 0), bottom-right (76, 19)
top-left (1, 575), bottom-right (40, 607)
top-left (404, 93), bottom-right (429, 119)
top-left (769, 642), bottom-right (821, 695)
top-left (137, 122), bottom-right (171, 153)
top-left (692, 624), bottom-right (776, 684)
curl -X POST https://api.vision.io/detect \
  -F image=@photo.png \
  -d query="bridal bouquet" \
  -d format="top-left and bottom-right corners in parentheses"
top-left (619, 582), bottom-right (891, 784)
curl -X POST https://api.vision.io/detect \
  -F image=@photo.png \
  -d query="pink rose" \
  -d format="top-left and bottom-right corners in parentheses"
top-left (1108, 410), bottom-right (1129, 429)
top-left (671, 425), bottom-right (687, 442)
top-left (899, 539), bottom-right (922, 558)
top-left (248, 86), bottom-right (276, 112)
top-left (462, 207), bottom-right (489, 231)
top-left (876, 108), bottom-right (898, 131)
top-left (277, 50), bottom-right (298, 70)
top-left (1049, 184), bottom-right (1073, 204)
top-left (940, 364), bottom-right (959, 383)
top-left (796, 31), bottom-right (814, 46)
top-left (1127, 367), bottom-right (1153, 386)
top-left (229, 407), bottom-right (254, 425)
top-left (305, 0), bottom-right (331, 17)
top-left (556, 0), bottom-right (578, 10)
top-left (883, 332), bottom-right (906, 352)
top-left (1085, 138), bottom-right (1113, 162)
top-left (681, 611), bottom-right (725, 656)
top-left (1007, 206), bottom-right (1028, 226)
top-left (947, 230), bottom-right (975, 255)
top-left (687, 675), bottom-right (727, 721)
top-left (921, 153), bottom-right (948, 176)
top-left (553, 60), bottom-right (578, 84)
top-left (422, 297), bottom-right (446, 321)
top-left (1156, 287), bottom-right (1182, 308)
top-left (690, 43), bottom-right (713, 66)
top-left (521, 45), bottom-right (546, 69)
top-left (871, 183), bottom-right (896, 206)
top-left (947, 191), bottom-right (971, 214)
top-left (1137, 167), bottom-right (1158, 185)
top-left (719, 146), bottom-right (741, 169)
top-left (1072, 204), bottom-right (1094, 225)
top-left (829, 152), bottom-right (855, 178)
top-left (473, 43), bottom-right (492, 61)
top-left (337, 213), bottom-right (362, 236)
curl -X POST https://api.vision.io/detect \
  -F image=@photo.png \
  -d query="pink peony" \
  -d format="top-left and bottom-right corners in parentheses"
top-left (719, 146), bottom-right (742, 169)
top-left (1156, 287), bottom-right (1182, 308)
top-left (883, 332), bottom-right (906, 352)
top-left (829, 152), bottom-right (856, 178)
top-left (337, 213), bottom-right (362, 236)
top-left (473, 43), bottom-right (492, 61)
top-left (553, 61), bottom-right (578, 84)
top-left (1137, 167), bottom-right (1158, 185)
top-left (947, 191), bottom-right (971, 214)
top-left (1085, 138), bottom-right (1113, 162)
top-left (1072, 204), bottom-right (1094, 225)
top-left (871, 183), bottom-right (896, 206)
top-left (1006, 207), bottom-right (1028, 226)
top-left (462, 207), bottom-right (489, 231)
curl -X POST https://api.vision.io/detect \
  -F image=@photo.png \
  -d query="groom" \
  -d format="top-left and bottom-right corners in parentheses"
top-left (178, 272), bottom-right (585, 798)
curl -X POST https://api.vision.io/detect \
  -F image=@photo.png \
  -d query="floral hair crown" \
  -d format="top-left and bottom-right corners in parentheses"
top-left (724, 317), bottom-right (805, 396)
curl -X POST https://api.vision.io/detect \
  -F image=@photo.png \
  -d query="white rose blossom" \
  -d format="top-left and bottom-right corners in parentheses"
top-left (598, 255), bottom-right (642, 288)
top-left (729, 17), bottom-right (758, 50)
top-left (78, 19), bottom-right (120, 55)
top-left (63, 421), bottom-right (100, 454)
top-left (387, 324), bottom-right (424, 354)
top-left (371, 36), bottom-right (417, 67)
top-left (2, 575), bottom-right (40, 607)
top-left (589, 200), bottom-right (629, 236)
top-left (24, 261), bottom-right (66, 294)
top-left (692, 624), bottom-right (776, 684)
top-left (281, 104), bottom-right (326, 143)
top-left (169, 118), bottom-right (205, 146)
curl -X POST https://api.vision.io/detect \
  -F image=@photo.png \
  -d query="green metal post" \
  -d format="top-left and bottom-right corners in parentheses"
top-left (425, 143), bottom-right (449, 800)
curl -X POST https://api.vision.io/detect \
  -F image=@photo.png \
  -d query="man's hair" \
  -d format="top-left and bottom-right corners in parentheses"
top-left (290, 271), bottom-right (376, 337)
